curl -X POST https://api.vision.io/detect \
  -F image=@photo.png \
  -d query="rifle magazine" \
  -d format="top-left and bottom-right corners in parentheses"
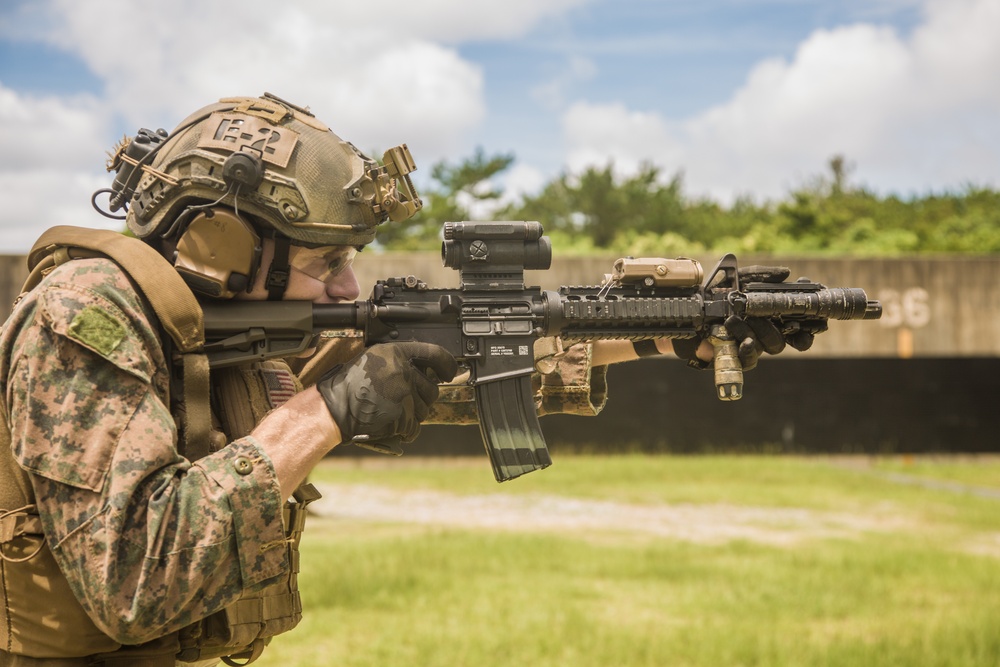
top-left (474, 376), bottom-right (552, 482)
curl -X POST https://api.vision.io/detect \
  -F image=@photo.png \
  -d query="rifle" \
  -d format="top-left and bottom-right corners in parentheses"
top-left (201, 221), bottom-right (882, 482)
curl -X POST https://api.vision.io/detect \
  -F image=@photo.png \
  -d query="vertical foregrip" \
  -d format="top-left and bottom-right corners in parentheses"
top-left (709, 324), bottom-right (743, 401)
top-left (474, 377), bottom-right (552, 482)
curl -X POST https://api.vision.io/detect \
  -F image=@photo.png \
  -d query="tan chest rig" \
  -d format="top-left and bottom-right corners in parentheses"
top-left (0, 227), bottom-right (317, 666)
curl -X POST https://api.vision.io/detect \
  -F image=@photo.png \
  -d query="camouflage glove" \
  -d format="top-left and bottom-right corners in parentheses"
top-left (317, 342), bottom-right (459, 451)
top-left (725, 265), bottom-right (829, 370)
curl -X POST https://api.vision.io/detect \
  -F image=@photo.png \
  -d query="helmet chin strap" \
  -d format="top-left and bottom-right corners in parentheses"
top-left (265, 235), bottom-right (291, 300)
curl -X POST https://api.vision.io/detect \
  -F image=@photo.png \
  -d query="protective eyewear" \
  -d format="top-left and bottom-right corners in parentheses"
top-left (287, 245), bottom-right (358, 283)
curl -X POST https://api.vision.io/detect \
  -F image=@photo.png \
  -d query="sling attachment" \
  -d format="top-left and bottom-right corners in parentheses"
top-left (221, 641), bottom-right (265, 667)
top-left (25, 227), bottom-right (210, 460)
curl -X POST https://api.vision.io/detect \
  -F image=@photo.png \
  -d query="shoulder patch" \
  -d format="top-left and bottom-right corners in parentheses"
top-left (39, 284), bottom-right (154, 385)
top-left (67, 306), bottom-right (126, 357)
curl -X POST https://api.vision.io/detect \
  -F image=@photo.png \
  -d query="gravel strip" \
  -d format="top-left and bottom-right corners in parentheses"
top-left (310, 483), bottom-right (906, 546)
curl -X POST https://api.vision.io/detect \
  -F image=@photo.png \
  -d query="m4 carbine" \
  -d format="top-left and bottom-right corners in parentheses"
top-left (201, 221), bottom-right (882, 482)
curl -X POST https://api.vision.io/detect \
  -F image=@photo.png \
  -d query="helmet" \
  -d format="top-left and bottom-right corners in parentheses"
top-left (112, 93), bottom-right (422, 248)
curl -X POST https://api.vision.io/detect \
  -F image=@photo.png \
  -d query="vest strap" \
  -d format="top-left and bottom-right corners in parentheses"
top-left (182, 353), bottom-right (212, 461)
top-left (27, 227), bottom-right (204, 353)
top-left (221, 640), bottom-right (266, 667)
top-left (0, 505), bottom-right (44, 563)
top-left (23, 227), bottom-right (211, 461)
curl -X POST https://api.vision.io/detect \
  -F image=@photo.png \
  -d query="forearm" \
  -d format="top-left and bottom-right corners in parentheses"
top-left (590, 339), bottom-right (713, 366)
top-left (250, 386), bottom-right (342, 499)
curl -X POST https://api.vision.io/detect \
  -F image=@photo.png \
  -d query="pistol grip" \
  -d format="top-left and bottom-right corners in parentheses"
top-left (709, 324), bottom-right (744, 401)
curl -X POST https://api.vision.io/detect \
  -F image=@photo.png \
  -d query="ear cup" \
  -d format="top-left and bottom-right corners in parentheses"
top-left (174, 208), bottom-right (262, 298)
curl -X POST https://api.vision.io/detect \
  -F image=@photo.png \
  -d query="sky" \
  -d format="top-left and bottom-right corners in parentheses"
top-left (0, 0), bottom-right (998, 253)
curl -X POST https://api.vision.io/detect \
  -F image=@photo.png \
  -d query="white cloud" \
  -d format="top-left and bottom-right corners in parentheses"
top-left (499, 163), bottom-right (550, 205)
top-left (0, 85), bottom-right (109, 171)
top-left (308, 0), bottom-right (591, 43)
top-left (531, 55), bottom-right (599, 110)
top-left (1, 0), bottom-right (591, 252)
top-left (562, 0), bottom-right (1000, 201)
top-left (27, 0), bottom-right (588, 162)
top-left (564, 102), bottom-right (685, 174)
top-left (0, 167), bottom-right (118, 253)
top-left (0, 85), bottom-right (115, 252)
top-left (41, 0), bottom-right (489, 162)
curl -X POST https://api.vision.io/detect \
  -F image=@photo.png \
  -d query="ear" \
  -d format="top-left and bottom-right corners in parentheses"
top-left (174, 208), bottom-right (262, 298)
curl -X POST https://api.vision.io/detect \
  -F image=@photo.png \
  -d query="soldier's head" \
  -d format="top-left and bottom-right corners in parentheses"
top-left (98, 93), bottom-right (421, 302)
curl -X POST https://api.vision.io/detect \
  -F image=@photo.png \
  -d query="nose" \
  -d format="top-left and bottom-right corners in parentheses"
top-left (326, 267), bottom-right (361, 302)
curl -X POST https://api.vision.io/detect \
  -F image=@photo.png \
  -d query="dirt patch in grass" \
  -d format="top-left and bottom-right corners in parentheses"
top-left (310, 482), bottom-right (909, 546)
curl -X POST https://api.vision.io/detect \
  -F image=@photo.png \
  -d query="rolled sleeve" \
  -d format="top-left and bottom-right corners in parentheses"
top-left (536, 341), bottom-right (608, 417)
top-left (198, 437), bottom-right (287, 587)
top-left (425, 338), bottom-right (608, 424)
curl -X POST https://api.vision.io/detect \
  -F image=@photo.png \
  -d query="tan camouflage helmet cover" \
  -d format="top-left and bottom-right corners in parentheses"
top-left (124, 93), bottom-right (421, 247)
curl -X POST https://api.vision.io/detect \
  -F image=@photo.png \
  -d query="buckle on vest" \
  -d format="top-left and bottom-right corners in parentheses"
top-left (0, 505), bottom-right (45, 563)
top-left (221, 638), bottom-right (267, 666)
top-left (0, 504), bottom-right (41, 543)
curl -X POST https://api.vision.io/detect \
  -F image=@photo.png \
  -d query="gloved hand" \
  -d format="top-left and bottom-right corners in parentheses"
top-left (316, 342), bottom-right (459, 448)
top-left (725, 265), bottom-right (829, 370)
top-left (674, 265), bottom-right (828, 370)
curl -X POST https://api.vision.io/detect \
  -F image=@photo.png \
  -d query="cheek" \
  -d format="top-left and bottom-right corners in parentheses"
top-left (283, 271), bottom-right (329, 301)
top-left (283, 268), bottom-right (361, 303)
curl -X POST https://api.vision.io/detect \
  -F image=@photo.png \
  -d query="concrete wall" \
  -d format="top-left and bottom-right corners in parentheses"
top-left (403, 356), bottom-right (999, 457)
top-left (3, 252), bottom-right (999, 358)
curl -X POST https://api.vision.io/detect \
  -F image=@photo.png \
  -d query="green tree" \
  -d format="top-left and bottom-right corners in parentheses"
top-left (504, 162), bottom-right (688, 248)
top-left (379, 148), bottom-right (1000, 256)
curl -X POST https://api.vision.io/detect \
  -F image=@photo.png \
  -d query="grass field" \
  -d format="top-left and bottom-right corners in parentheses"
top-left (255, 454), bottom-right (1000, 666)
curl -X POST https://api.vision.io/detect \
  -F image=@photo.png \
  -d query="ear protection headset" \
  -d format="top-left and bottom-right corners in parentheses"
top-left (172, 151), bottom-right (266, 299)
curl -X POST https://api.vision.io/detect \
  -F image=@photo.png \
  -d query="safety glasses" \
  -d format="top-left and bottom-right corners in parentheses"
top-left (287, 244), bottom-right (358, 283)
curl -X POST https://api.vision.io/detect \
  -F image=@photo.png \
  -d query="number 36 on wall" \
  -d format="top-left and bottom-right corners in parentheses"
top-left (877, 288), bottom-right (930, 328)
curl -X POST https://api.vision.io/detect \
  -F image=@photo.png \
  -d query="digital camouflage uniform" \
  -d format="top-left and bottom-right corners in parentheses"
top-left (0, 258), bottom-right (289, 661)
top-left (0, 259), bottom-right (608, 663)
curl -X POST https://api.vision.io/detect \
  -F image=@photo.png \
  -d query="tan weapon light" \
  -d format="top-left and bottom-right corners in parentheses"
top-left (611, 257), bottom-right (704, 287)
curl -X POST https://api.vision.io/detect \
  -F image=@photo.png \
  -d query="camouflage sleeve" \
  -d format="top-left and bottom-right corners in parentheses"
top-left (535, 338), bottom-right (609, 417)
top-left (2, 259), bottom-right (287, 645)
top-left (426, 337), bottom-right (608, 424)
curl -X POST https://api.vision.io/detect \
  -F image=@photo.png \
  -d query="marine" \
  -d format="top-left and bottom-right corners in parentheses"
top-left (0, 93), bottom-right (812, 665)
